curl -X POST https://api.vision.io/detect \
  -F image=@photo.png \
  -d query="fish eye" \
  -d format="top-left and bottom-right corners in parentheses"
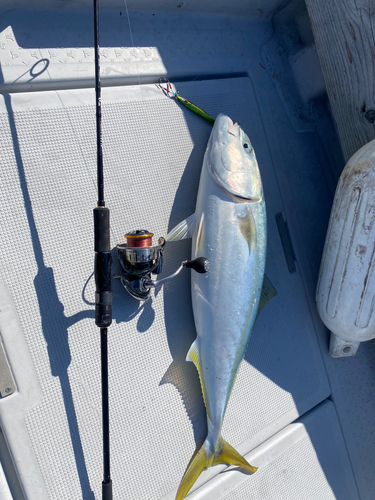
top-left (243, 142), bottom-right (252, 151)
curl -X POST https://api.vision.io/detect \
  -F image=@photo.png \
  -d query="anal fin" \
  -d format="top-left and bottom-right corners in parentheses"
top-left (186, 340), bottom-right (211, 421)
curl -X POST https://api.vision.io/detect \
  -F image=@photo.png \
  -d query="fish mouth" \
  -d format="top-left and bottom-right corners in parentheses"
top-left (227, 118), bottom-right (239, 137)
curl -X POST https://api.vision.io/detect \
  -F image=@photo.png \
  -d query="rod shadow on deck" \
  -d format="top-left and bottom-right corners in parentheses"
top-left (0, 63), bottom-right (95, 500)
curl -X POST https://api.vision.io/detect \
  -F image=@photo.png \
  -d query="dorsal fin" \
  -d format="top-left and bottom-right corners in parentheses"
top-left (186, 340), bottom-right (211, 421)
top-left (257, 274), bottom-right (277, 317)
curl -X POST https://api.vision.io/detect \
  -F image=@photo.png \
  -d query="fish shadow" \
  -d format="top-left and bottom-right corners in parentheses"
top-left (0, 69), bottom-right (95, 499)
top-left (160, 110), bottom-right (212, 448)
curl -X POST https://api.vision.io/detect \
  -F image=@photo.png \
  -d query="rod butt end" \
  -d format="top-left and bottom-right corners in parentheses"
top-left (102, 480), bottom-right (112, 500)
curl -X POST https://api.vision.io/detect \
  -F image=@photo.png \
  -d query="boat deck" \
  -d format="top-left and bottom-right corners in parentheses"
top-left (0, 1), bottom-right (373, 499)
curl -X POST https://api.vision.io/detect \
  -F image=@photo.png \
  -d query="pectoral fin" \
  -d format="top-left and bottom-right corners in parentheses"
top-left (257, 274), bottom-right (277, 317)
top-left (166, 214), bottom-right (196, 241)
top-left (238, 208), bottom-right (257, 253)
top-left (196, 213), bottom-right (205, 256)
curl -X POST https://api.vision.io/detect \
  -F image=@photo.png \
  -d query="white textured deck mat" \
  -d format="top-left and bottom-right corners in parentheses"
top-left (188, 401), bottom-right (359, 500)
top-left (0, 79), bottom-right (330, 499)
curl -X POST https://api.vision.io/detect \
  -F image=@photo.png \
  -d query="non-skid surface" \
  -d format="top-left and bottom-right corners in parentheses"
top-left (320, 338), bottom-right (375, 499)
top-left (188, 401), bottom-right (359, 500)
top-left (0, 79), bottom-right (330, 499)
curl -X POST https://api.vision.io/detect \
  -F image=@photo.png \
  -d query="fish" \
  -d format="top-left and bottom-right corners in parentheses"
top-left (166, 113), bottom-right (276, 499)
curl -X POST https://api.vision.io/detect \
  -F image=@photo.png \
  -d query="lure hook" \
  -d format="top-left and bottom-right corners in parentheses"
top-left (158, 77), bottom-right (178, 98)
top-left (158, 77), bottom-right (215, 124)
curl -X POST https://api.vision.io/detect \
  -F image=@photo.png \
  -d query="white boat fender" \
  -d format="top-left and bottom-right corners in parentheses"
top-left (316, 138), bottom-right (375, 357)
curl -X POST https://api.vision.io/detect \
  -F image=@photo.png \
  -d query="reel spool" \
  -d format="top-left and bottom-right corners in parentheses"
top-left (115, 229), bottom-right (209, 300)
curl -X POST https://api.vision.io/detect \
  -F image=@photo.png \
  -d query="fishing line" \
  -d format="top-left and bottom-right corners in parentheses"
top-left (122, 0), bottom-right (159, 156)
top-left (109, 2), bottom-right (211, 301)
top-left (123, 0), bottom-right (142, 91)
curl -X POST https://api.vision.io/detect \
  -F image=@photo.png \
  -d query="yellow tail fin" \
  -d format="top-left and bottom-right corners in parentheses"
top-left (175, 437), bottom-right (257, 500)
top-left (214, 439), bottom-right (258, 472)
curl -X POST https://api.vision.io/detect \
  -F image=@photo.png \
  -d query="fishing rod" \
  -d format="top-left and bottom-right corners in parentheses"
top-left (93, 1), bottom-right (113, 499)
top-left (91, 4), bottom-right (209, 496)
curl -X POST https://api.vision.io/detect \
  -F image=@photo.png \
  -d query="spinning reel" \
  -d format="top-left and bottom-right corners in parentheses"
top-left (114, 230), bottom-right (209, 300)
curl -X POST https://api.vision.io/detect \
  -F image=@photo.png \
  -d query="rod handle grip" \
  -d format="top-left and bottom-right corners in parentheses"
top-left (95, 252), bottom-right (112, 328)
top-left (95, 291), bottom-right (113, 328)
top-left (94, 207), bottom-right (110, 253)
top-left (94, 202), bottom-right (113, 327)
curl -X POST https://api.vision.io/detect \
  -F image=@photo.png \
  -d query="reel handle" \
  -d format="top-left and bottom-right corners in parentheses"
top-left (184, 257), bottom-right (210, 274)
top-left (140, 256), bottom-right (210, 291)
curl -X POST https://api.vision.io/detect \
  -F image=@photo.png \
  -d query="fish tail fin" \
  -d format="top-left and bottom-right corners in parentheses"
top-left (213, 437), bottom-right (258, 473)
top-left (175, 441), bottom-right (209, 500)
top-left (175, 436), bottom-right (257, 500)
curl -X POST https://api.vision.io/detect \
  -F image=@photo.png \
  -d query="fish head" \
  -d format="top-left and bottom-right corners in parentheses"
top-left (207, 113), bottom-right (263, 201)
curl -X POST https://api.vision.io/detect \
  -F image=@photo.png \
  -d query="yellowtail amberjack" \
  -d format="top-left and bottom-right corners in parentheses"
top-left (166, 113), bottom-right (276, 499)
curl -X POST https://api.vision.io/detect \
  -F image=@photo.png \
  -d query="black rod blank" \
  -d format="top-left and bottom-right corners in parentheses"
top-left (93, 1), bottom-right (113, 499)
top-left (101, 328), bottom-right (112, 494)
top-left (94, 0), bottom-right (104, 208)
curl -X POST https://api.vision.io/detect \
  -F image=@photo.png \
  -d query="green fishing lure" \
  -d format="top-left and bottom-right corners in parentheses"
top-left (159, 78), bottom-right (215, 124)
